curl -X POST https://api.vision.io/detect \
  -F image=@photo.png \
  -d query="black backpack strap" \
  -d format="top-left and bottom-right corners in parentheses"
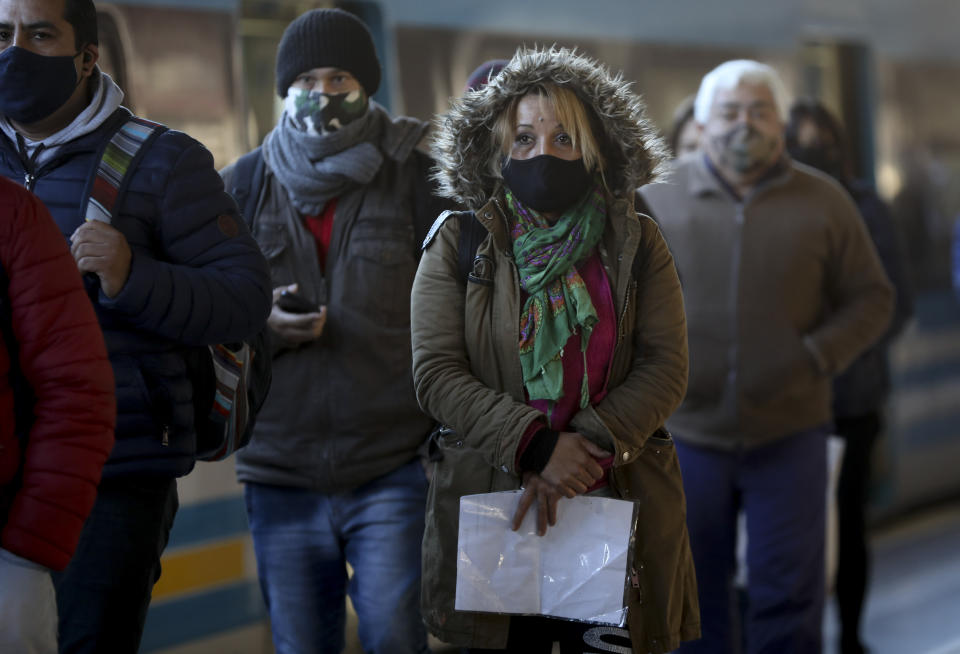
top-left (410, 150), bottom-right (435, 255)
top-left (457, 212), bottom-right (488, 286)
top-left (410, 149), bottom-right (461, 260)
top-left (420, 209), bottom-right (488, 286)
top-left (230, 147), bottom-right (266, 233)
top-left (634, 188), bottom-right (653, 221)
top-left (631, 189), bottom-right (656, 281)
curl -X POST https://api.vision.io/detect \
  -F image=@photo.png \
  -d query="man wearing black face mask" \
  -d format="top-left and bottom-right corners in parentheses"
top-left (219, 8), bottom-right (452, 654)
top-left (786, 98), bottom-right (913, 654)
top-left (0, 1), bottom-right (272, 652)
top-left (640, 61), bottom-right (894, 654)
top-left (0, 1), bottom-right (92, 146)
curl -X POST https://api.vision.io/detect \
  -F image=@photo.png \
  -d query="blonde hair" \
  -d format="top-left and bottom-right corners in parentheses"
top-left (491, 84), bottom-right (605, 181)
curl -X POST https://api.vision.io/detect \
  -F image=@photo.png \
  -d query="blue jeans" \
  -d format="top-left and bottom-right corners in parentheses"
top-left (52, 476), bottom-right (179, 654)
top-left (245, 459), bottom-right (430, 654)
top-left (676, 428), bottom-right (828, 654)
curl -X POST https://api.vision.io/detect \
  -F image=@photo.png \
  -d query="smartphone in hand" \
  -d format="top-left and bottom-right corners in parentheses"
top-left (277, 290), bottom-right (318, 314)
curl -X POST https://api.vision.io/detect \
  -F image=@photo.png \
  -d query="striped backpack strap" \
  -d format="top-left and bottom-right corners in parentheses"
top-left (85, 116), bottom-right (167, 224)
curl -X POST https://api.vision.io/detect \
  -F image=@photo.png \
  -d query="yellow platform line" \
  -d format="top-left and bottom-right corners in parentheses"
top-left (153, 539), bottom-right (247, 600)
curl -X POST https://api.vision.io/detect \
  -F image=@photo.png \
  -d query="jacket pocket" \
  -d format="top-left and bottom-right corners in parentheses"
top-left (345, 228), bottom-right (417, 327)
top-left (255, 223), bottom-right (288, 261)
top-left (646, 426), bottom-right (674, 449)
top-left (741, 327), bottom-right (815, 404)
top-left (684, 327), bottom-right (727, 407)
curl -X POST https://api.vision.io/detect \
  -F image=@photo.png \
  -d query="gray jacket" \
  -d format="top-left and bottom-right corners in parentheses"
top-left (222, 116), bottom-right (445, 492)
top-left (640, 155), bottom-right (895, 449)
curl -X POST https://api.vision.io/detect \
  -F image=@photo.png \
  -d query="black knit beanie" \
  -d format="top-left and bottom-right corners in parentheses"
top-left (275, 8), bottom-right (381, 98)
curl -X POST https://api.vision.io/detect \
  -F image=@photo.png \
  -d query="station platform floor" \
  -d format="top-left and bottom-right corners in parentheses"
top-left (161, 496), bottom-right (960, 653)
top-left (823, 497), bottom-right (960, 654)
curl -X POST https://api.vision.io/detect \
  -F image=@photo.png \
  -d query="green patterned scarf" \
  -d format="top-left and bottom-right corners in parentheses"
top-left (508, 180), bottom-right (607, 408)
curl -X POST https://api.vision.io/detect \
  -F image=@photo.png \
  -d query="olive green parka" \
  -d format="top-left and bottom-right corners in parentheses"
top-left (411, 47), bottom-right (700, 653)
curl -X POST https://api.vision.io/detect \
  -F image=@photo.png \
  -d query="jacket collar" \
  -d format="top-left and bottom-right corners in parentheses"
top-left (0, 107), bottom-right (130, 174)
top-left (474, 188), bottom-right (511, 254)
top-left (688, 152), bottom-right (793, 202)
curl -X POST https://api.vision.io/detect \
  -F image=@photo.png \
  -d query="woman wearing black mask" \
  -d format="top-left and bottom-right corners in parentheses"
top-left (410, 47), bottom-right (699, 653)
top-left (786, 99), bottom-right (914, 654)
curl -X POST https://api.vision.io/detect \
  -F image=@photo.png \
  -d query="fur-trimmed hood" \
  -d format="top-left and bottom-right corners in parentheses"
top-left (431, 47), bottom-right (668, 209)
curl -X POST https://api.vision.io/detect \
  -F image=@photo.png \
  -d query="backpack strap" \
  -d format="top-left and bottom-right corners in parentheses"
top-left (419, 210), bottom-right (489, 286)
top-left (410, 151), bottom-right (434, 254)
top-left (457, 212), bottom-right (488, 286)
top-left (632, 190), bottom-right (655, 279)
top-left (85, 116), bottom-right (168, 224)
top-left (229, 146), bottom-right (266, 233)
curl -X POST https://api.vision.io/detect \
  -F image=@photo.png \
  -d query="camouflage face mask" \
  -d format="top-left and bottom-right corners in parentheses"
top-left (283, 87), bottom-right (368, 135)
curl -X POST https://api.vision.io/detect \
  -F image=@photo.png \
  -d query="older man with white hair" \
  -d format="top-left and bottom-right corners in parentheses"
top-left (639, 60), bottom-right (893, 654)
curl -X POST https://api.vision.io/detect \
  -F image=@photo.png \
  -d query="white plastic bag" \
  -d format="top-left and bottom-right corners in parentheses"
top-left (455, 491), bottom-right (637, 626)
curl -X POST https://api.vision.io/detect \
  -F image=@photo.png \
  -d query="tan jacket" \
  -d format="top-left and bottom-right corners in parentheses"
top-left (411, 192), bottom-right (700, 652)
top-left (640, 156), bottom-right (895, 448)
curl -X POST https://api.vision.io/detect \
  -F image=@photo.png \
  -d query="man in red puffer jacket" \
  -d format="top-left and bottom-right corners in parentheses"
top-left (0, 176), bottom-right (115, 654)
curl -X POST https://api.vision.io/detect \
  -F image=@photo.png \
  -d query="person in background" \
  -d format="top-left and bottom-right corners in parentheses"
top-left (953, 217), bottom-right (960, 299)
top-left (0, 177), bottom-right (115, 654)
top-left (640, 60), bottom-right (894, 654)
top-left (464, 58), bottom-right (508, 93)
top-left (786, 98), bottom-right (914, 654)
top-left (668, 95), bottom-right (699, 158)
top-left (220, 9), bottom-right (452, 654)
top-left (412, 46), bottom-right (699, 654)
top-left (0, 1), bottom-right (272, 651)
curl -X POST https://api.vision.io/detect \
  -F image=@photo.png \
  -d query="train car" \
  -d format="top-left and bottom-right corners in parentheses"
top-left (88, 1), bottom-right (960, 651)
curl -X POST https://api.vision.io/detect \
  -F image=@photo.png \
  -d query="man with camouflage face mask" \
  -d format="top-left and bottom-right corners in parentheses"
top-left (220, 8), bottom-right (453, 654)
top-left (639, 60), bottom-right (894, 654)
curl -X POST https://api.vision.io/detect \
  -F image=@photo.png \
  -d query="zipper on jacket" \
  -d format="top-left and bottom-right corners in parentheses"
top-left (630, 566), bottom-right (641, 589)
top-left (616, 279), bottom-right (634, 346)
top-left (15, 133), bottom-right (44, 193)
top-left (725, 203), bottom-right (745, 429)
top-left (161, 425), bottom-right (170, 447)
top-left (614, 231), bottom-right (638, 347)
top-left (508, 256), bottom-right (526, 397)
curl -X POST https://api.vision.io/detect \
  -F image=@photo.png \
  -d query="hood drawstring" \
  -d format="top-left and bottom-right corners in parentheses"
top-left (16, 132), bottom-right (45, 191)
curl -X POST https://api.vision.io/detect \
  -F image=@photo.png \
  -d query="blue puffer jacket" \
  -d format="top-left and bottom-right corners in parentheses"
top-left (0, 107), bottom-right (272, 478)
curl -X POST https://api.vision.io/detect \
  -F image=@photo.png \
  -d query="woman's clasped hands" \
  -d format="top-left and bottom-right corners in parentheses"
top-left (511, 432), bottom-right (610, 536)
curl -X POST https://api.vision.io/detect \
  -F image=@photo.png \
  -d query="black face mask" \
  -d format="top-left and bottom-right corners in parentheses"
top-left (501, 155), bottom-right (592, 214)
top-left (790, 144), bottom-right (845, 182)
top-left (0, 47), bottom-right (80, 124)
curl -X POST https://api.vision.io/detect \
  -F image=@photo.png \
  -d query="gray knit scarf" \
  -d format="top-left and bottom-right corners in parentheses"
top-left (262, 101), bottom-right (424, 215)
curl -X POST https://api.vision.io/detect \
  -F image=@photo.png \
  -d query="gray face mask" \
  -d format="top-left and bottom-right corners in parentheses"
top-left (711, 124), bottom-right (779, 174)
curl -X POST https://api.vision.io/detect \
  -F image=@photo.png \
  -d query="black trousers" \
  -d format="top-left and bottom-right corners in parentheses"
top-left (834, 413), bottom-right (881, 654)
top-left (52, 476), bottom-right (178, 654)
